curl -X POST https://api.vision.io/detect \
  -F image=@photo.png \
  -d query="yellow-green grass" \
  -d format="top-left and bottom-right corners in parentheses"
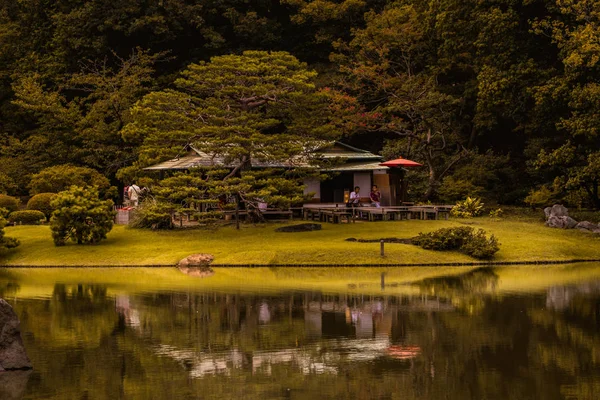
top-left (1, 217), bottom-right (600, 266)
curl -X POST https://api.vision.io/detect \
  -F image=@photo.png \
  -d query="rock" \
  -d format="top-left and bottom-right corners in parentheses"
top-left (544, 207), bottom-right (552, 219)
top-left (0, 370), bottom-right (31, 400)
top-left (275, 223), bottom-right (322, 233)
top-left (178, 254), bottom-right (214, 267)
top-left (546, 215), bottom-right (578, 229)
top-left (177, 265), bottom-right (215, 278)
top-left (576, 221), bottom-right (599, 232)
top-left (549, 204), bottom-right (569, 218)
top-left (0, 299), bottom-right (32, 371)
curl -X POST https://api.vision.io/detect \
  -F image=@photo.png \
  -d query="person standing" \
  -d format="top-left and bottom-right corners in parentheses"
top-left (370, 185), bottom-right (381, 207)
top-left (128, 183), bottom-right (141, 207)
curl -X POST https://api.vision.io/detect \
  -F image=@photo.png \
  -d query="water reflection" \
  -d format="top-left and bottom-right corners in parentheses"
top-left (1, 268), bottom-right (600, 399)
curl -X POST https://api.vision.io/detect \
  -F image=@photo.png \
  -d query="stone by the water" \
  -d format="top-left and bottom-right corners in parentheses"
top-left (546, 215), bottom-right (578, 229)
top-left (275, 223), bottom-right (322, 233)
top-left (0, 370), bottom-right (31, 400)
top-left (0, 299), bottom-right (32, 371)
top-left (544, 207), bottom-right (552, 219)
top-left (575, 221), bottom-right (599, 232)
top-left (178, 254), bottom-right (214, 266)
top-left (544, 204), bottom-right (579, 230)
top-left (549, 204), bottom-right (569, 218)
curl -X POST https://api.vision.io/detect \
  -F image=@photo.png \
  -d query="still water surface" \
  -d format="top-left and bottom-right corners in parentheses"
top-left (1, 265), bottom-right (600, 400)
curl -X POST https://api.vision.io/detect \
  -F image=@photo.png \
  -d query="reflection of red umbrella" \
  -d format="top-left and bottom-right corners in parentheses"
top-left (386, 345), bottom-right (421, 360)
top-left (379, 158), bottom-right (423, 167)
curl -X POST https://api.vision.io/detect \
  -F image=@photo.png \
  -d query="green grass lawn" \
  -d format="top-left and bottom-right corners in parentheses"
top-left (1, 216), bottom-right (599, 266)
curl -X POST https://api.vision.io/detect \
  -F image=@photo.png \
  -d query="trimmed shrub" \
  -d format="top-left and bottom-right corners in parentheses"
top-left (413, 227), bottom-right (474, 251)
top-left (524, 185), bottom-right (555, 208)
top-left (0, 214), bottom-right (19, 250)
top-left (27, 193), bottom-right (58, 218)
top-left (8, 210), bottom-right (46, 225)
top-left (50, 186), bottom-right (115, 246)
top-left (460, 229), bottom-right (500, 259)
top-left (437, 177), bottom-right (483, 203)
top-left (29, 165), bottom-right (111, 195)
top-left (129, 200), bottom-right (173, 229)
top-left (0, 194), bottom-right (19, 214)
top-left (450, 197), bottom-right (484, 218)
top-left (413, 226), bottom-right (500, 259)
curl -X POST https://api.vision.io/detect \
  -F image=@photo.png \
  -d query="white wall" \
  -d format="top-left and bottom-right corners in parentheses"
top-left (353, 172), bottom-right (372, 196)
top-left (303, 177), bottom-right (321, 199)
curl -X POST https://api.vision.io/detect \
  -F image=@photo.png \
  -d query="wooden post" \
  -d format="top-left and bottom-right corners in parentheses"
top-left (380, 240), bottom-right (385, 257)
top-left (381, 272), bottom-right (386, 290)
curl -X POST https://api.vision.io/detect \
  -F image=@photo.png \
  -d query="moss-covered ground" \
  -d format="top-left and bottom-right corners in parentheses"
top-left (1, 214), bottom-right (599, 266)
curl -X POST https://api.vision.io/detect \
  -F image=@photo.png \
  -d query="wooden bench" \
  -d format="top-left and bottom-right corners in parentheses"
top-left (260, 209), bottom-right (293, 220)
top-left (319, 209), bottom-right (353, 223)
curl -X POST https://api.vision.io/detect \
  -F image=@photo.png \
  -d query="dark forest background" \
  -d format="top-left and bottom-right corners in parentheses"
top-left (0, 0), bottom-right (599, 207)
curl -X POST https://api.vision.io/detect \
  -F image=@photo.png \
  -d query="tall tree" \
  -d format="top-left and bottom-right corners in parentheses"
top-left (122, 51), bottom-right (340, 213)
top-left (531, 0), bottom-right (600, 208)
top-left (8, 49), bottom-right (160, 189)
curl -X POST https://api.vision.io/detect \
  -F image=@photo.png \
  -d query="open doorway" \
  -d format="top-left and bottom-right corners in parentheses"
top-left (320, 173), bottom-right (354, 203)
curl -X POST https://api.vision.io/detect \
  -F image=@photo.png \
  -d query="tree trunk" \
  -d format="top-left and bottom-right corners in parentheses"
top-left (423, 154), bottom-right (437, 201)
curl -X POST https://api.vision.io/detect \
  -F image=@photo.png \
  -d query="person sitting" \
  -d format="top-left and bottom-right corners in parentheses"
top-left (348, 186), bottom-right (361, 207)
top-left (370, 185), bottom-right (381, 207)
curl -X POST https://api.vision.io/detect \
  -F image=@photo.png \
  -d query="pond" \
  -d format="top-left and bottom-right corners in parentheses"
top-left (1, 264), bottom-right (600, 400)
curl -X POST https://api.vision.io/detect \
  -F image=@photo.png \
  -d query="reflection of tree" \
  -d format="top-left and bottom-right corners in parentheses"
top-left (7, 284), bottom-right (600, 400)
top-left (413, 267), bottom-right (499, 313)
top-left (0, 280), bottom-right (20, 298)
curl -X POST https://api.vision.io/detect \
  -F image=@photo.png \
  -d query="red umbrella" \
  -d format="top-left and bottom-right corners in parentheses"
top-left (379, 157), bottom-right (423, 167)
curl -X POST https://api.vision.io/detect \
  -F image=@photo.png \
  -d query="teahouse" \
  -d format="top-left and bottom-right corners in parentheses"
top-left (144, 141), bottom-right (408, 206)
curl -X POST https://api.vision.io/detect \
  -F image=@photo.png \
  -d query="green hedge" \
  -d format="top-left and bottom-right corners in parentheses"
top-left (413, 226), bottom-right (500, 259)
top-left (0, 194), bottom-right (19, 215)
top-left (8, 210), bottom-right (46, 225)
top-left (27, 193), bottom-right (57, 218)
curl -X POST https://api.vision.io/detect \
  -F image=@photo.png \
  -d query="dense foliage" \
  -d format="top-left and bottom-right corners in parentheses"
top-left (0, 0), bottom-right (598, 207)
top-left (0, 210), bottom-right (19, 250)
top-left (8, 210), bottom-right (46, 224)
top-left (128, 200), bottom-right (174, 230)
top-left (27, 193), bottom-right (58, 218)
top-left (28, 165), bottom-right (113, 196)
top-left (0, 194), bottom-right (19, 214)
top-left (413, 226), bottom-right (500, 259)
top-left (50, 186), bottom-right (115, 246)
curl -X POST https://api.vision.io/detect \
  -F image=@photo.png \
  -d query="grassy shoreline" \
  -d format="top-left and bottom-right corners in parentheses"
top-left (1, 216), bottom-right (599, 266)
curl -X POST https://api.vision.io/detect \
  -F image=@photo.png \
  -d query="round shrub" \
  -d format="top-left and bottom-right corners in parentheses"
top-left (0, 194), bottom-right (19, 215)
top-left (413, 226), bottom-right (500, 260)
top-left (27, 193), bottom-right (57, 218)
top-left (8, 210), bottom-right (46, 225)
top-left (50, 186), bottom-right (116, 246)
